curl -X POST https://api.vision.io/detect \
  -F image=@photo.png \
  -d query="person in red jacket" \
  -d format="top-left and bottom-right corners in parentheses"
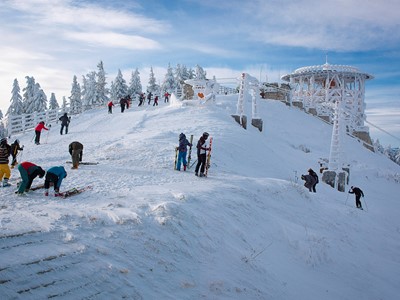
top-left (34, 121), bottom-right (49, 145)
top-left (16, 161), bottom-right (45, 194)
top-left (108, 101), bottom-right (114, 114)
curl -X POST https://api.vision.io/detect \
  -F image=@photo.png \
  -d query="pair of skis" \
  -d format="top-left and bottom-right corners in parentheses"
top-left (27, 184), bottom-right (92, 198)
top-left (174, 135), bottom-right (194, 170)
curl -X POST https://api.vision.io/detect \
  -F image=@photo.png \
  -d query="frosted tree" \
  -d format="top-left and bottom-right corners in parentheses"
top-left (147, 67), bottom-right (159, 95)
top-left (22, 76), bottom-right (36, 113)
top-left (62, 96), bottom-right (68, 110)
top-left (113, 69), bottom-right (128, 101)
top-left (188, 67), bottom-right (195, 79)
top-left (195, 64), bottom-right (207, 80)
top-left (69, 75), bottom-right (82, 114)
top-left (82, 72), bottom-right (97, 110)
top-left (96, 60), bottom-right (109, 105)
top-left (373, 139), bottom-right (384, 153)
top-left (0, 110), bottom-right (6, 138)
top-left (24, 81), bottom-right (47, 113)
top-left (109, 81), bottom-right (116, 102)
top-left (161, 63), bottom-right (176, 93)
top-left (6, 78), bottom-right (24, 116)
top-left (128, 68), bottom-right (142, 99)
top-left (395, 149), bottom-right (400, 165)
top-left (48, 93), bottom-right (59, 110)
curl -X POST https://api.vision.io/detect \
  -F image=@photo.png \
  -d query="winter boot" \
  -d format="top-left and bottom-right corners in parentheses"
top-left (199, 173), bottom-right (205, 177)
top-left (54, 188), bottom-right (60, 197)
top-left (2, 178), bottom-right (11, 187)
top-left (195, 172), bottom-right (198, 176)
top-left (183, 165), bottom-right (187, 171)
top-left (44, 189), bottom-right (49, 196)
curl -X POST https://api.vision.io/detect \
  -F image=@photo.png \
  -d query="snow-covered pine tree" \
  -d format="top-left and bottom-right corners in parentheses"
top-left (195, 64), bottom-right (207, 80)
top-left (69, 75), bottom-right (82, 114)
top-left (188, 67), bottom-right (195, 79)
top-left (109, 81), bottom-right (116, 102)
top-left (82, 72), bottom-right (97, 111)
top-left (22, 76), bottom-right (36, 114)
top-left (161, 63), bottom-right (176, 94)
top-left (62, 96), bottom-right (68, 110)
top-left (95, 61), bottom-right (109, 106)
top-left (147, 67), bottom-right (159, 95)
top-left (24, 81), bottom-right (47, 113)
top-left (128, 68), bottom-right (142, 100)
top-left (48, 93), bottom-right (60, 110)
top-left (6, 78), bottom-right (24, 116)
top-left (113, 69), bottom-right (128, 101)
top-left (0, 110), bottom-right (6, 138)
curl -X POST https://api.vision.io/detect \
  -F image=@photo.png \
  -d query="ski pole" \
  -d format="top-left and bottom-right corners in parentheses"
top-left (363, 197), bottom-right (369, 212)
top-left (345, 192), bottom-right (350, 206)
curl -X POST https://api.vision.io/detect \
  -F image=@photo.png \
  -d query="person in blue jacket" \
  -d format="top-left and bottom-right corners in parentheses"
top-left (44, 166), bottom-right (67, 197)
top-left (176, 133), bottom-right (192, 171)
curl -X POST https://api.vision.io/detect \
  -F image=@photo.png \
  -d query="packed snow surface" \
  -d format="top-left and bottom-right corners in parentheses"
top-left (1, 95), bottom-right (399, 299)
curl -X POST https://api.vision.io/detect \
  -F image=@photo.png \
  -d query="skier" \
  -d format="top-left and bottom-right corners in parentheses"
top-left (44, 166), bottom-right (67, 197)
top-left (308, 168), bottom-right (319, 192)
top-left (176, 133), bottom-right (192, 171)
top-left (153, 95), bottom-right (159, 106)
top-left (69, 141), bottom-right (83, 169)
top-left (10, 139), bottom-right (23, 168)
top-left (301, 173), bottom-right (316, 192)
top-left (125, 95), bottom-right (131, 109)
top-left (120, 97), bottom-right (126, 113)
top-left (16, 161), bottom-right (45, 195)
top-left (34, 121), bottom-right (49, 145)
top-left (59, 112), bottom-right (71, 135)
top-left (349, 186), bottom-right (364, 209)
top-left (164, 92), bottom-right (170, 103)
top-left (195, 132), bottom-right (210, 177)
top-left (108, 100), bottom-right (115, 113)
top-left (147, 92), bottom-right (152, 105)
top-left (0, 137), bottom-right (11, 187)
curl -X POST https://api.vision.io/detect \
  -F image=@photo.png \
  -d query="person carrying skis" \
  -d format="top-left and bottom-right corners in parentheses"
top-left (0, 137), bottom-right (12, 187)
top-left (10, 139), bottom-right (23, 168)
top-left (108, 100), bottom-right (115, 113)
top-left (69, 141), bottom-right (83, 169)
top-left (59, 112), bottom-right (71, 135)
top-left (16, 161), bottom-right (45, 195)
top-left (34, 121), bottom-right (49, 145)
top-left (176, 133), bottom-right (192, 171)
top-left (44, 166), bottom-right (67, 197)
top-left (301, 173), bottom-right (316, 192)
top-left (308, 168), bottom-right (319, 193)
top-left (349, 186), bottom-right (364, 209)
top-left (195, 132), bottom-right (210, 177)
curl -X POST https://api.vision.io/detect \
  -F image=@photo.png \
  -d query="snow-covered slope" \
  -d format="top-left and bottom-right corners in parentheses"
top-left (1, 95), bottom-right (399, 299)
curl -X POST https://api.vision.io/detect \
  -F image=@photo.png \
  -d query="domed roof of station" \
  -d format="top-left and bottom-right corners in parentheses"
top-left (281, 62), bottom-right (374, 82)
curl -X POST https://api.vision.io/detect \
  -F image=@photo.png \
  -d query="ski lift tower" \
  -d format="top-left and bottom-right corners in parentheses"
top-left (232, 73), bottom-right (263, 131)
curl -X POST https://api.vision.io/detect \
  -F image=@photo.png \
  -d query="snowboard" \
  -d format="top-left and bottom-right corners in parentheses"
top-left (204, 137), bottom-right (213, 177)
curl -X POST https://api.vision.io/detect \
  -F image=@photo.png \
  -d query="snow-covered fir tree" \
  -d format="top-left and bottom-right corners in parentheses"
top-left (6, 78), bottom-right (24, 116)
top-left (95, 61), bottom-right (109, 106)
top-left (113, 69), bottom-right (128, 101)
top-left (62, 96), bottom-right (68, 110)
top-left (82, 72), bottom-right (97, 110)
top-left (373, 139), bottom-right (385, 153)
top-left (147, 67), bottom-right (159, 95)
top-left (195, 64), bottom-right (207, 80)
top-left (24, 81), bottom-right (47, 113)
top-left (22, 76), bottom-right (36, 114)
top-left (187, 67), bottom-right (195, 79)
top-left (161, 63), bottom-right (176, 93)
top-left (48, 93), bottom-right (59, 110)
top-left (109, 81), bottom-right (116, 102)
top-left (69, 75), bottom-right (82, 114)
top-left (128, 68), bottom-right (142, 99)
top-left (0, 110), bottom-right (6, 138)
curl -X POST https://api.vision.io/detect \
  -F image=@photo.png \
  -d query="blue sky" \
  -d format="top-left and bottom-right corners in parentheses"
top-left (0, 0), bottom-right (399, 146)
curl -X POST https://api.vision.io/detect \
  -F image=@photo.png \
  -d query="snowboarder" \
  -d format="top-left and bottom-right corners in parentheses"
top-left (108, 101), bottom-right (115, 114)
top-left (44, 166), bottom-right (67, 197)
top-left (308, 168), bottom-right (319, 193)
top-left (59, 112), bottom-right (71, 135)
top-left (10, 139), bottom-right (23, 168)
top-left (195, 132), bottom-right (210, 177)
top-left (349, 186), bottom-right (364, 209)
top-left (301, 173), bottom-right (316, 192)
top-left (16, 161), bottom-right (45, 195)
top-left (0, 137), bottom-right (11, 187)
top-left (69, 141), bottom-right (83, 169)
top-left (34, 121), bottom-right (49, 145)
top-left (176, 133), bottom-right (192, 171)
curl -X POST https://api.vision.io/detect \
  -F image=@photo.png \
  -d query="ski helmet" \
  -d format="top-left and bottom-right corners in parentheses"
top-left (202, 132), bottom-right (209, 138)
top-left (15, 139), bottom-right (20, 144)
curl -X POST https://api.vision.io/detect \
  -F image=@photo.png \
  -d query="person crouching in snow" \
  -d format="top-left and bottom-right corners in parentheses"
top-left (44, 166), bottom-right (67, 197)
top-left (176, 133), bottom-right (192, 171)
top-left (301, 174), bottom-right (316, 192)
top-left (16, 161), bottom-right (45, 195)
top-left (69, 141), bottom-right (83, 169)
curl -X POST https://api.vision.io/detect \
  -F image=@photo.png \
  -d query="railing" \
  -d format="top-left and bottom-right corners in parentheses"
top-left (5, 108), bottom-right (69, 137)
